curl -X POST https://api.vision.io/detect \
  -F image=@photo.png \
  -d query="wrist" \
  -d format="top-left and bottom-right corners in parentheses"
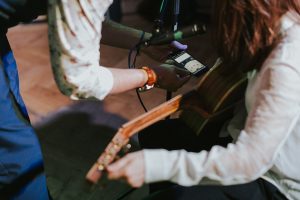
top-left (138, 66), bottom-right (157, 92)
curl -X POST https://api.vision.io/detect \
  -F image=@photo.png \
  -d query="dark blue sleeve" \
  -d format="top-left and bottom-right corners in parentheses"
top-left (0, 0), bottom-right (47, 28)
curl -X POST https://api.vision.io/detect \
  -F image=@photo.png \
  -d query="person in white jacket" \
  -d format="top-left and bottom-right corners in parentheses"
top-left (107, 1), bottom-right (300, 200)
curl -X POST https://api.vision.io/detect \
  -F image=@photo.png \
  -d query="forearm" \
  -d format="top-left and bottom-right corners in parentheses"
top-left (108, 68), bottom-right (147, 94)
top-left (48, 0), bottom-right (150, 100)
top-left (101, 19), bottom-right (151, 49)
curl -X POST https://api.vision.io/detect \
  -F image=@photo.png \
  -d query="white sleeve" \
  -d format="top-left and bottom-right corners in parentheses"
top-left (66, 62), bottom-right (114, 101)
top-left (143, 30), bottom-right (300, 186)
top-left (48, 0), bottom-right (114, 100)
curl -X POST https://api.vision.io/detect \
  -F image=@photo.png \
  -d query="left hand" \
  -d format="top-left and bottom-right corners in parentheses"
top-left (107, 151), bottom-right (145, 188)
top-left (151, 59), bottom-right (191, 92)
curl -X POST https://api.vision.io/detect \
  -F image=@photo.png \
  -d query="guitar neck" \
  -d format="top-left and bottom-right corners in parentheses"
top-left (121, 94), bottom-right (183, 138)
top-left (85, 94), bottom-right (183, 183)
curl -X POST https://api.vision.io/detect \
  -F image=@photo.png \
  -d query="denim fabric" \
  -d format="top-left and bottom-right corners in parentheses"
top-left (0, 35), bottom-right (49, 199)
top-left (1, 51), bottom-right (29, 121)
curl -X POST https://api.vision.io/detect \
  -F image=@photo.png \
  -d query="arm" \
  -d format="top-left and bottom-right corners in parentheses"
top-left (108, 68), bottom-right (147, 94)
top-left (0, 0), bottom-right (147, 96)
top-left (101, 19), bottom-right (179, 62)
top-left (101, 19), bottom-right (152, 49)
top-left (48, 0), bottom-right (190, 100)
top-left (101, 20), bottom-right (191, 62)
top-left (48, 0), bottom-right (135, 100)
top-left (142, 33), bottom-right (300, 186)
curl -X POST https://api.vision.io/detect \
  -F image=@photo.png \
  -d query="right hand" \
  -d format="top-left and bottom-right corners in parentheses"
top-left (151, 60), bottom-right (191, 92)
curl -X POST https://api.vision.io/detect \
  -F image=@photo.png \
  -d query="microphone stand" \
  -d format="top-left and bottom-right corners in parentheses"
top-left (134, 0), bottom-right (182, 113)
top-left (173, 0), bottom-right (180, 32)
top-left (166, 0), bottom-right (180, 102)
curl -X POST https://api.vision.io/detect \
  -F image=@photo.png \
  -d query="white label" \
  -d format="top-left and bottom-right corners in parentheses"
top-left (175, 53), bottom-right (190, 63)
top-left (185, 60), bottom-right (205, 73)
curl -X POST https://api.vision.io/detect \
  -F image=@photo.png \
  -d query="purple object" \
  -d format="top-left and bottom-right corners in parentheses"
top-left (171, 40), bottom-right (188, 50)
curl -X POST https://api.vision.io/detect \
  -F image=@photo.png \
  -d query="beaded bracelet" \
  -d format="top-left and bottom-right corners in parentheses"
top-left (138, 66), bottom-right (157, 92)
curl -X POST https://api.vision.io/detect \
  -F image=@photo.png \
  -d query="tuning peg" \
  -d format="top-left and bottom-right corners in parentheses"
top-left (97, 164), bottom-right (105, 171)
top-left (122, 143), bottom-right (132, 153)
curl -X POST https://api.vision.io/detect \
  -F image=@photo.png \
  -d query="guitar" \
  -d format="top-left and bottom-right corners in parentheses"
top-left (86, 61), bottom-right (247, 184)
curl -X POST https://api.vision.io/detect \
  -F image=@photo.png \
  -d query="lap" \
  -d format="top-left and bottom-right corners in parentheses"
top-left (143, 179), bottom-right (286, 200)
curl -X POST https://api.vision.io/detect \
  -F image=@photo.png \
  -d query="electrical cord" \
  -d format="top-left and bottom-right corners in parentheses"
top-left (128, 31), bottom-right (149, 112)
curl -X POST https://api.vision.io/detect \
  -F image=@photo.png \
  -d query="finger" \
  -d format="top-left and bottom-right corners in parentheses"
top-left (171, 41), bottom-right (188, 50)
top-left (107, 156), bottom-right (130, 171)
top-left (164, 59), bottom-right (176, 65)
top-left (107, 157), bottom-right (130, 179)
top-left (107, 167), bottom-right (125, 180)
top-left (174, 67), bottom-right (192, 77)
top-left (127, 177), bottom-right (143, 188)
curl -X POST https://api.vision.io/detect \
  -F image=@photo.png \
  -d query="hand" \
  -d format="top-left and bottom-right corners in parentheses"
top-left (107, 151), bottom-right (145, 188)
top-left (151, 59), bottom-right (191, 92)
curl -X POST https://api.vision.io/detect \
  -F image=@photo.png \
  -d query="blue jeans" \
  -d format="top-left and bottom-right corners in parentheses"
top-left (0, 52), bottom-right (49, 199)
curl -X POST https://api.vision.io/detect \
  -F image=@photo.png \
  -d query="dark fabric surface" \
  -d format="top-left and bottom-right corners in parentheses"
top-left (143, 179), bottom-right (287, 200)
top-left (34, 100), bottom-right (148, 200)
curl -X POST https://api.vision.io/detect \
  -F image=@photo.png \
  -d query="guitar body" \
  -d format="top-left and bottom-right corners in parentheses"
top-left (180, 61), bottom-right (247, 136)
top-left (86, 60), bottom-right (248, 183)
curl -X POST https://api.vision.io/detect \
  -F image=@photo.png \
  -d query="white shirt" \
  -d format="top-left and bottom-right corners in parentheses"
top-left (143, 12), bottom-right (300, 200)
top-left (48, 0), bottom-right (114, 100)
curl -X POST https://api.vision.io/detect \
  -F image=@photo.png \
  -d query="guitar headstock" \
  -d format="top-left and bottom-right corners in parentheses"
top-left (86, 94), bottom-right (182, 183)
top-left (86, 129), bottom-right (129, 183)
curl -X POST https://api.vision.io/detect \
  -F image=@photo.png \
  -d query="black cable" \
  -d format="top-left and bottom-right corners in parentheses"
top-left (128, 0), bottom-right (178, 112)
top-left (128, 31), bottom-right (148, 112)
top-left (159, 0), bottom-right (169, 22)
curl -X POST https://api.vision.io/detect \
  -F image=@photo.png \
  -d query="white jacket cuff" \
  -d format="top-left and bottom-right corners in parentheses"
top-left (143, 149), bottom-right (171, 183)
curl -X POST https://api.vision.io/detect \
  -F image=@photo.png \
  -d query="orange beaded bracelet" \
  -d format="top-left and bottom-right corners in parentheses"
top-left (138, 66), bottom-right (158, 92)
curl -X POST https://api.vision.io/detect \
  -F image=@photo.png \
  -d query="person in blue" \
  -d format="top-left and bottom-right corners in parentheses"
top-left (0, 0), bottom-right (50, 199)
